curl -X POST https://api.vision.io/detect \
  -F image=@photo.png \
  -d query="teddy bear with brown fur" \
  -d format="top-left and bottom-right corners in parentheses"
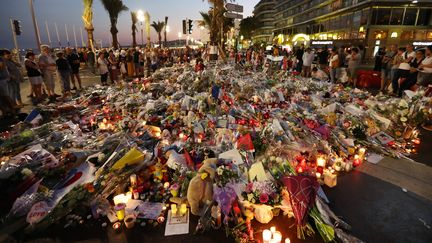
top-left (187, 158), bottom-right (217, 215)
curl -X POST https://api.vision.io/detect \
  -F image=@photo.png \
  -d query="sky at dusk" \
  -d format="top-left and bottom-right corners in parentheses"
top-left (0, 0), bottom-right (260, 50)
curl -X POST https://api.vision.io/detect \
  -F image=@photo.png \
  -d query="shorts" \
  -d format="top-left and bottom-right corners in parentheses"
top-left (381, 68), bottom-right (391, 80)
top-left (29, 76), bottom-right (43, 85)
top-left (42, 71), bottom-right (56, 91)
top-left (348, 67), bottom-right (358, 79)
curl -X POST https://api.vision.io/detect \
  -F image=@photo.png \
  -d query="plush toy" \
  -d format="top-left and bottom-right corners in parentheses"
top-left (187, 158), bottom-right (217, 215)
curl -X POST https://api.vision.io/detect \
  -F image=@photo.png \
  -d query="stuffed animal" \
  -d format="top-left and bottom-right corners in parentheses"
top-left (187, 158), bottom-right (217, 215)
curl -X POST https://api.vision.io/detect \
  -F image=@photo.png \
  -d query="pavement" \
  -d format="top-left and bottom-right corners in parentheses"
top-left (3, 66), bottom-right (432, 243)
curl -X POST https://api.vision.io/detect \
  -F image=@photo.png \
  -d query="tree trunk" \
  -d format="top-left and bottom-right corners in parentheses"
top-left (132, 29), bottom-right (137, 47)
top-left (158, 33), bottom-right (162, 47)
top-left (110, 19), bottom-right (119, 49)
top-left (86, 27), bottom-right (95, 52)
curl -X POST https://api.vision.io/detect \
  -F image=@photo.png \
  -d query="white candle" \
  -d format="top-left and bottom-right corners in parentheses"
top-left (270, 226), bottom-right (276, 233)
top-left (273, 231), bottom-right (282, 243)
top-left (179, 133), bottom-right (184, 139)
top-left (263, 229), bottom-right (272, 243)
top-left (285, 238), bottom-right (291, 243)
top-left (317, 157), bottom-right (326, 167)
top-left (130, 174), bottom-right (137, 186)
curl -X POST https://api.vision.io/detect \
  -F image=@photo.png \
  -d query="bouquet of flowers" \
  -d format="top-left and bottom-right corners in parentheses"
top-left (242, 181), bottom-right (281, 207)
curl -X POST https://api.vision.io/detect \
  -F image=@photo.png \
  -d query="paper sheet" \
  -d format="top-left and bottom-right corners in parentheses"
top-left (249, 162), bottom-right (268, 182)
top-left (136, 202), bottom-right (164, 220)
top-left (164, 210), bottom-right (189, 236)
top-left (367, 153), bottom-right (384, 164)
top-left (219, 149), bottom-right (244, 165)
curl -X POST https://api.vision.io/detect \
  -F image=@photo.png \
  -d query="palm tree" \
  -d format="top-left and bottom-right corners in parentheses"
top-left (100, 0), bottom-right (128, 49)
top-left (151, 21), bottom-right (165, 47)
top-left (202, 0), bottom-right (234, 46)
top-left (82, 0), bottom-right (95, 51)
top-left (131, 11), bottom-right (138, 47)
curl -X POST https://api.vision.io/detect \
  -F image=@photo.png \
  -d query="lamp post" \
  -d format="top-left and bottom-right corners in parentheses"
top-left (137, 10), bottom-right (145, 47)
top-left (28, 0), bottom-right (41, 52)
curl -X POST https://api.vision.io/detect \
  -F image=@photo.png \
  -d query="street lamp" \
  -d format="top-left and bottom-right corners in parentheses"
top-left (137, 10), bottom-right (145, 47)
top-left (178, 32), bottom-right (182, 38)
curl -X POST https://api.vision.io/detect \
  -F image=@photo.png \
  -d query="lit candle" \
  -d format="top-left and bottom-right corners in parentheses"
top-left (124, 215), bottom-right (135, 229)
top-left (358, 148), bottom-right (366, 157)
top-left (155, 132), bottom-right (161, 138)
top-left (316, 157), bottom-right (326, 167)
top-left (112, 221), bottom-right (121, 232)
top-left (285, 238), bottom-right (291, 243)
top-left (130, 174), bottom-right (137, 186)
top-left (164, 182), bottom-right (170, 189)
top-left (270, 226), bottom-right (276, 234)
top-left (197, 138), bottom-right (202, 143)
top-left (263, 229), bottom-right (272, 243)
top-left (273, 231), bottom-right (282, 243)
top-left (142, 121), bottom-right (147, 126)
top-left (171, 204), bottom-right (177, 216)
top-left (316, 172), bottom-right (322, 178)
top-left (180, 203), bottom-right (187, 216)
top-left (113, 194), bottom-right (126, 205)
top-left (114, 203), bottom-right (126, 221)
top-left (179, 132), bottom-right (184, 139)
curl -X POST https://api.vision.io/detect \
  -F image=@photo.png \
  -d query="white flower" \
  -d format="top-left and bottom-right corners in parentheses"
top-left (400, 117), bottom-right (407, 122)
top-left (275, 157), bottom-right (283, 163)
top-left (217, 167), bottom-right (224, 176)
top-left (247, 193), bottom-right (254, 201)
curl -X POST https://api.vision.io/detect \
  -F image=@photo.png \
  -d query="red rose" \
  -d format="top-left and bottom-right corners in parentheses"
top-left (259, 193), bottom-right (269, 203)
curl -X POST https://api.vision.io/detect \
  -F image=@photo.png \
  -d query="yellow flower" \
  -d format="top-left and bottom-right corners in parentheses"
top-left (201, 172), bottom-right (208, 180)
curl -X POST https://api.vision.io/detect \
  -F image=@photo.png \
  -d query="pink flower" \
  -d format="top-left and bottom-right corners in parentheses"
top-left (259, 193), bottom-right (269, 203)
top-left (246, 183), bottom-right (253, 193)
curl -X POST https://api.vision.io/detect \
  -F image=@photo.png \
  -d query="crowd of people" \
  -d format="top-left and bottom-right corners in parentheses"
top-left (0, 42), bottom-right (431, 119)
top-left (375, 44), bottom-right (432, 97)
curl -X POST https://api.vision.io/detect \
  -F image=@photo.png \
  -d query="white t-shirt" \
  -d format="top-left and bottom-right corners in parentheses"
top-left (420, 56), bottom-right (432, 73)
top-left (302, 52), bottom-right (314, 66)
top-left (329, 54), bottom-right (338, 67)
top-left (399, 51), bottom-right (416, 70)
top-left (98, 57), bottom-right (109, 74)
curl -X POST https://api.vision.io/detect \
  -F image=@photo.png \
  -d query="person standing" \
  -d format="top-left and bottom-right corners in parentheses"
top-left (0, 50), bottom-right (11, 99)
top-left (66, 47), bottom-right (82, 90)
top-left (126, 49), bottom-right (134, 77)
top-left (295, 44), bottom-right (305, 73)
top-left (133, 48), bottom-right (141, 76)
top-left (348, 47), bottom-right (361, 87)
top-left (24, 52), bottom-right (43, 103)
top-left (391, 44), bottom-right (415, 95)
top-left (55, 52), bottom-right (71, 98)
top-left (302, 48), bottom-right (314, 78)
top-left (3, 50), bottom-right (24, 107)
top-left (317, 46), bottom-right (329, 72)
top-left (38, 45), bottom-right (58, 101)
top-left (329, 48), bottom-right (339, 82)
top-left (380, 45), bottom-right (397, 92)
top-left (97, 52), bottom-right (109, 85)
top-left (86, 49), bottom-right (96, 74)
top-left (418, 45), bottom-right (432, 87)
top-left (374, 47), bottom-right (385, 71)
top-left (108, 50), bottom-right (119, 83)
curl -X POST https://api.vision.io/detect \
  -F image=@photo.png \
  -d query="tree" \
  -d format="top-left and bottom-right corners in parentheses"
top-left (82, 0), bottom-right (95, 51)
top-left (239, 16), bottom-right (261, 40)
top-left (100, 0), bottom-right (128, 49)
top-left (131, 11), bottom-right (138, 47)
top-left (151, 21), bottom-right (165, 47)
top-left (202, 0), bottom-right (234, 47)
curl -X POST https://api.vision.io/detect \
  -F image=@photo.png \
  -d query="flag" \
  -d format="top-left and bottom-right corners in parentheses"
top-left (24, 109), bottom-right (43, 125)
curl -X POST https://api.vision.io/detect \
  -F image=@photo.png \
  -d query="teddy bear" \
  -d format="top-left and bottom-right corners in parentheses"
top-left (187, 158), bottom-right (217, 216)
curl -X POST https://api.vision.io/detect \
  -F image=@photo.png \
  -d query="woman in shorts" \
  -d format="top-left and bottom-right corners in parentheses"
top-left (24, 52), bottom-right (43, 103)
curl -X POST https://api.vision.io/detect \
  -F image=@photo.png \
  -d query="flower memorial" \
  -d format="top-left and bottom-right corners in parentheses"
top-left (0, 62), bottom-right (431, 242)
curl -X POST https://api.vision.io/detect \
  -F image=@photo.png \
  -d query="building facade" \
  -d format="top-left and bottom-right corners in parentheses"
top-left (252, 0), bottom-right (276, 44)
top-left (255, 0), bottom-right (432, 58)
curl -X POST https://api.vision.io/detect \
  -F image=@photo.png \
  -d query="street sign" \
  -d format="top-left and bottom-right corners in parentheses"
top-left (223, 12), bottom-right (243, 19)
top-left (225, 3), bottom-right (243, 13)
